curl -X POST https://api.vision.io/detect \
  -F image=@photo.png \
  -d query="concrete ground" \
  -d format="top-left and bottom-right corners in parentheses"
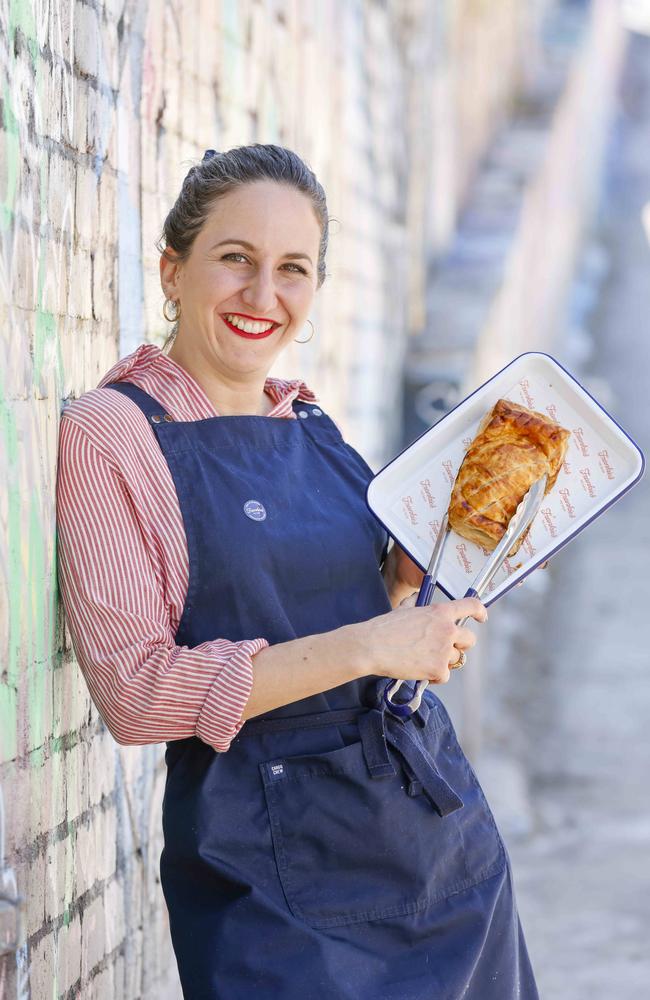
top-left (480, 33), bottom-right (650, 1000)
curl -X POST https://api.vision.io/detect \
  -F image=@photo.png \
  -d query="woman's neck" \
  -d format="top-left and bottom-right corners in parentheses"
top-left (167, 343), bottom-right (273, 416)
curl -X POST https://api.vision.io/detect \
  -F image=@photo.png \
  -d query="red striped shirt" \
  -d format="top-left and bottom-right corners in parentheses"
top-left (56, 345), bottom-right (318, 752)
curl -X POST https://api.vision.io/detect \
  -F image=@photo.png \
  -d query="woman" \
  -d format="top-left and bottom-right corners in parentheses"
top-left (56, 144), bottom-right (538, 999)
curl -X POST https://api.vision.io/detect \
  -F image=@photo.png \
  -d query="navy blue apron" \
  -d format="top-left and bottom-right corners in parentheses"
top-left (108, 382), bottom-right (538, 1000)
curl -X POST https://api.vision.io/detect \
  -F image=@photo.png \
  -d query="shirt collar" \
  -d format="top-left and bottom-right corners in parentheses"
top-left (98, 344), bottom-right (318, 419)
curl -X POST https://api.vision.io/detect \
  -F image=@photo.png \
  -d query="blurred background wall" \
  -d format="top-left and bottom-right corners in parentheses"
top-left (0, 1), bottom-right (638, 997)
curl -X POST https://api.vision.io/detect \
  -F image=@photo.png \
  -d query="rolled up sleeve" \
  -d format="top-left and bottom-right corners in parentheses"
top-left (56, 415), bottom-right (268, 753)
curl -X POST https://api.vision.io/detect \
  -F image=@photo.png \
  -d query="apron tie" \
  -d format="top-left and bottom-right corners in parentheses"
top-left (359, 693), bottom-right (464, 818)
top-left (384, 716), bottom-right (463, 817)
top-left (358, 708), bottom-right (396, 778)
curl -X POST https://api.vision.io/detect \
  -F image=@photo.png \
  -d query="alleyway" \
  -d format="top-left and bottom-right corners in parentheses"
top-left (502, 33), bottom-right (650, 1000)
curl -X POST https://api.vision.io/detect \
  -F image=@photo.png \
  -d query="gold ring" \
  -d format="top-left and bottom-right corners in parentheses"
top-left (450, 649), bottom-right (466, 670)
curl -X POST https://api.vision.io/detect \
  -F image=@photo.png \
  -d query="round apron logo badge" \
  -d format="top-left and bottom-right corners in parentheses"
top-left (243, 500), bottom-right (267, 522)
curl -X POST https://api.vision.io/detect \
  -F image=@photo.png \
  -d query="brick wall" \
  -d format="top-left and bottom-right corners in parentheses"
top-left (0, 2), bottom-right (539, 997)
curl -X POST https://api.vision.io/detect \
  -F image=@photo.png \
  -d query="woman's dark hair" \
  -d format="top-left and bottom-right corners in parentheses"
top-left (157, 144), bottom-right (329, 289)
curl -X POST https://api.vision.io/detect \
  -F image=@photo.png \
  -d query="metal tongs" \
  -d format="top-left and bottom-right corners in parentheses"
top-left (383, 474), bottom-right (548, 719)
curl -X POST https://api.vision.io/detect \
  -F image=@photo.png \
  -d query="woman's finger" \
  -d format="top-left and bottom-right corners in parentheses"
top-left (449, 597), bottom-right (488, 623)
top-left (453, 627), bottom-right (478, 651)
top-left (447, 647), bottom-right (465, 668)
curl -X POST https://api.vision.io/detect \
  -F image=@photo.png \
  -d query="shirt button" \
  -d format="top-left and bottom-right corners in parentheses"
top-left (297, 410), bottom-right (309, 419)
top-left (312, 408), bottom-right (322, 416)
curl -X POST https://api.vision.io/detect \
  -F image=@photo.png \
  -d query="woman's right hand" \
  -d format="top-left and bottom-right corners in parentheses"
top-left (356, 594), bottom-right (488, 685)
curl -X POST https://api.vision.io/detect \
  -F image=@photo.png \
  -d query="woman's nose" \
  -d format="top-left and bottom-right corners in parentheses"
top-left (241, 267), bottom-right (278, 313)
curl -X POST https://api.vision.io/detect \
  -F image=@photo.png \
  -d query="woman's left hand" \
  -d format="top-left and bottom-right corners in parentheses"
top-left (382, 542), bottom-right (424, 607)
top-left (391, 542), bottom-right (424, 588)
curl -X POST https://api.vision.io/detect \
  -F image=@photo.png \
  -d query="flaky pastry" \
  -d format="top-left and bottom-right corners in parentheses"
top-left (447, 398), bottom-right (570, 553)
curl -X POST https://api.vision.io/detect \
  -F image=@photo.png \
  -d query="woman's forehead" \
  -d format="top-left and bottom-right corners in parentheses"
top-left (200, 181), bottom-right (320, 245)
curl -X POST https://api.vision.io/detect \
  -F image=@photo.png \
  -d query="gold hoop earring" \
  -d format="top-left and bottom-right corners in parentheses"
top-left (163, 298), bottom-right (181, 322)
top-left (294, 319), bottom-right (315, 344)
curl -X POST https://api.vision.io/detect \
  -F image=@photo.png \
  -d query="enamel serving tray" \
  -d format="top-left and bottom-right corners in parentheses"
top-left (366, 353), bottom-right (645, 605)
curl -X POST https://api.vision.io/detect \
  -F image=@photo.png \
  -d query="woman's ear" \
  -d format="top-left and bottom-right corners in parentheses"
top-left (160, 249), bottom-right (182, 300)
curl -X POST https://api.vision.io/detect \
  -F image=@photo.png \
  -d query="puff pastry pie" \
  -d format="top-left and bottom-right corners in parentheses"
top-left (448, 398), bottom-right (570, 553)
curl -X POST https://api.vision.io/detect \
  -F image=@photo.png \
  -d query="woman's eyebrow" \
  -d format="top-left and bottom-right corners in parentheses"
top-left (209, 238), bottom-right (313, 265)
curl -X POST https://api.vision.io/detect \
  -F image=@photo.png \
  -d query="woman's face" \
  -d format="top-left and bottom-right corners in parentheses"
top-left (161, 180), bottom-right (322, 378)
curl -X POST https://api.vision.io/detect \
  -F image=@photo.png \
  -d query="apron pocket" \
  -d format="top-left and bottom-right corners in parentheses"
top-left (259, 730), bottom-right (505, 930)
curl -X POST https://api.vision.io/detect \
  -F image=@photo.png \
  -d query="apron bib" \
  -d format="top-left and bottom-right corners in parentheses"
top-left (108, 382), bottom-right (538, 1000)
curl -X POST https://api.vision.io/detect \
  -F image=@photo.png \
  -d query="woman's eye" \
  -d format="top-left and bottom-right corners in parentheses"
top-left (221, 253), bottom-right (307, 276)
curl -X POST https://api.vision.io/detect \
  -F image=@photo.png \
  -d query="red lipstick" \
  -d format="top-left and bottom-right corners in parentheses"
top-left (220, 314), bottom-right (281, 340)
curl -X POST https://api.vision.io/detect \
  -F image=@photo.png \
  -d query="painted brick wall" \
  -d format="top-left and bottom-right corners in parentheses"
top-left (0, 2), bottom-right (538, 997)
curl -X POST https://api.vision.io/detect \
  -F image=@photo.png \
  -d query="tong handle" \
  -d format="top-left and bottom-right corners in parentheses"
top-left (384, 521), bottom-right (450, 716)
top-left (415, 575), bottom-right (436, 606)
top-left (383, 678), bottom-right (429, 719)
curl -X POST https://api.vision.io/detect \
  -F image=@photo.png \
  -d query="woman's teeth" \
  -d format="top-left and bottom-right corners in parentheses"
top-left (224, 314), bottom-right (276, 334)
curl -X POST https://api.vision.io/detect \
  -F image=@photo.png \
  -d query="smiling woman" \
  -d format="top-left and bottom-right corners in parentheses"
top-left (161, 183), bottom-right (319, 414)
top-left (55, 143), bottom-right (538, 1000)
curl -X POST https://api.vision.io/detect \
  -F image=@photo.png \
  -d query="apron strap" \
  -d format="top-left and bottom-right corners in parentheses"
top-left (242, 708), bottom-right (361, 736)
top-left (357, 706), bottom-right (463, 816)
top-left (385, 717), bottom-right (464, 818)
top-left (358, 709), bottom-right (396, 778)
top-left (105, 381), bottom-right (173, 422)
top-left (357, 693), bottom-right (463, 818)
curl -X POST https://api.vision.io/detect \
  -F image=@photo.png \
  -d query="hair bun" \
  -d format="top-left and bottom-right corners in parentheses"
top-left (202, 149), bottom-right (218, 161)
